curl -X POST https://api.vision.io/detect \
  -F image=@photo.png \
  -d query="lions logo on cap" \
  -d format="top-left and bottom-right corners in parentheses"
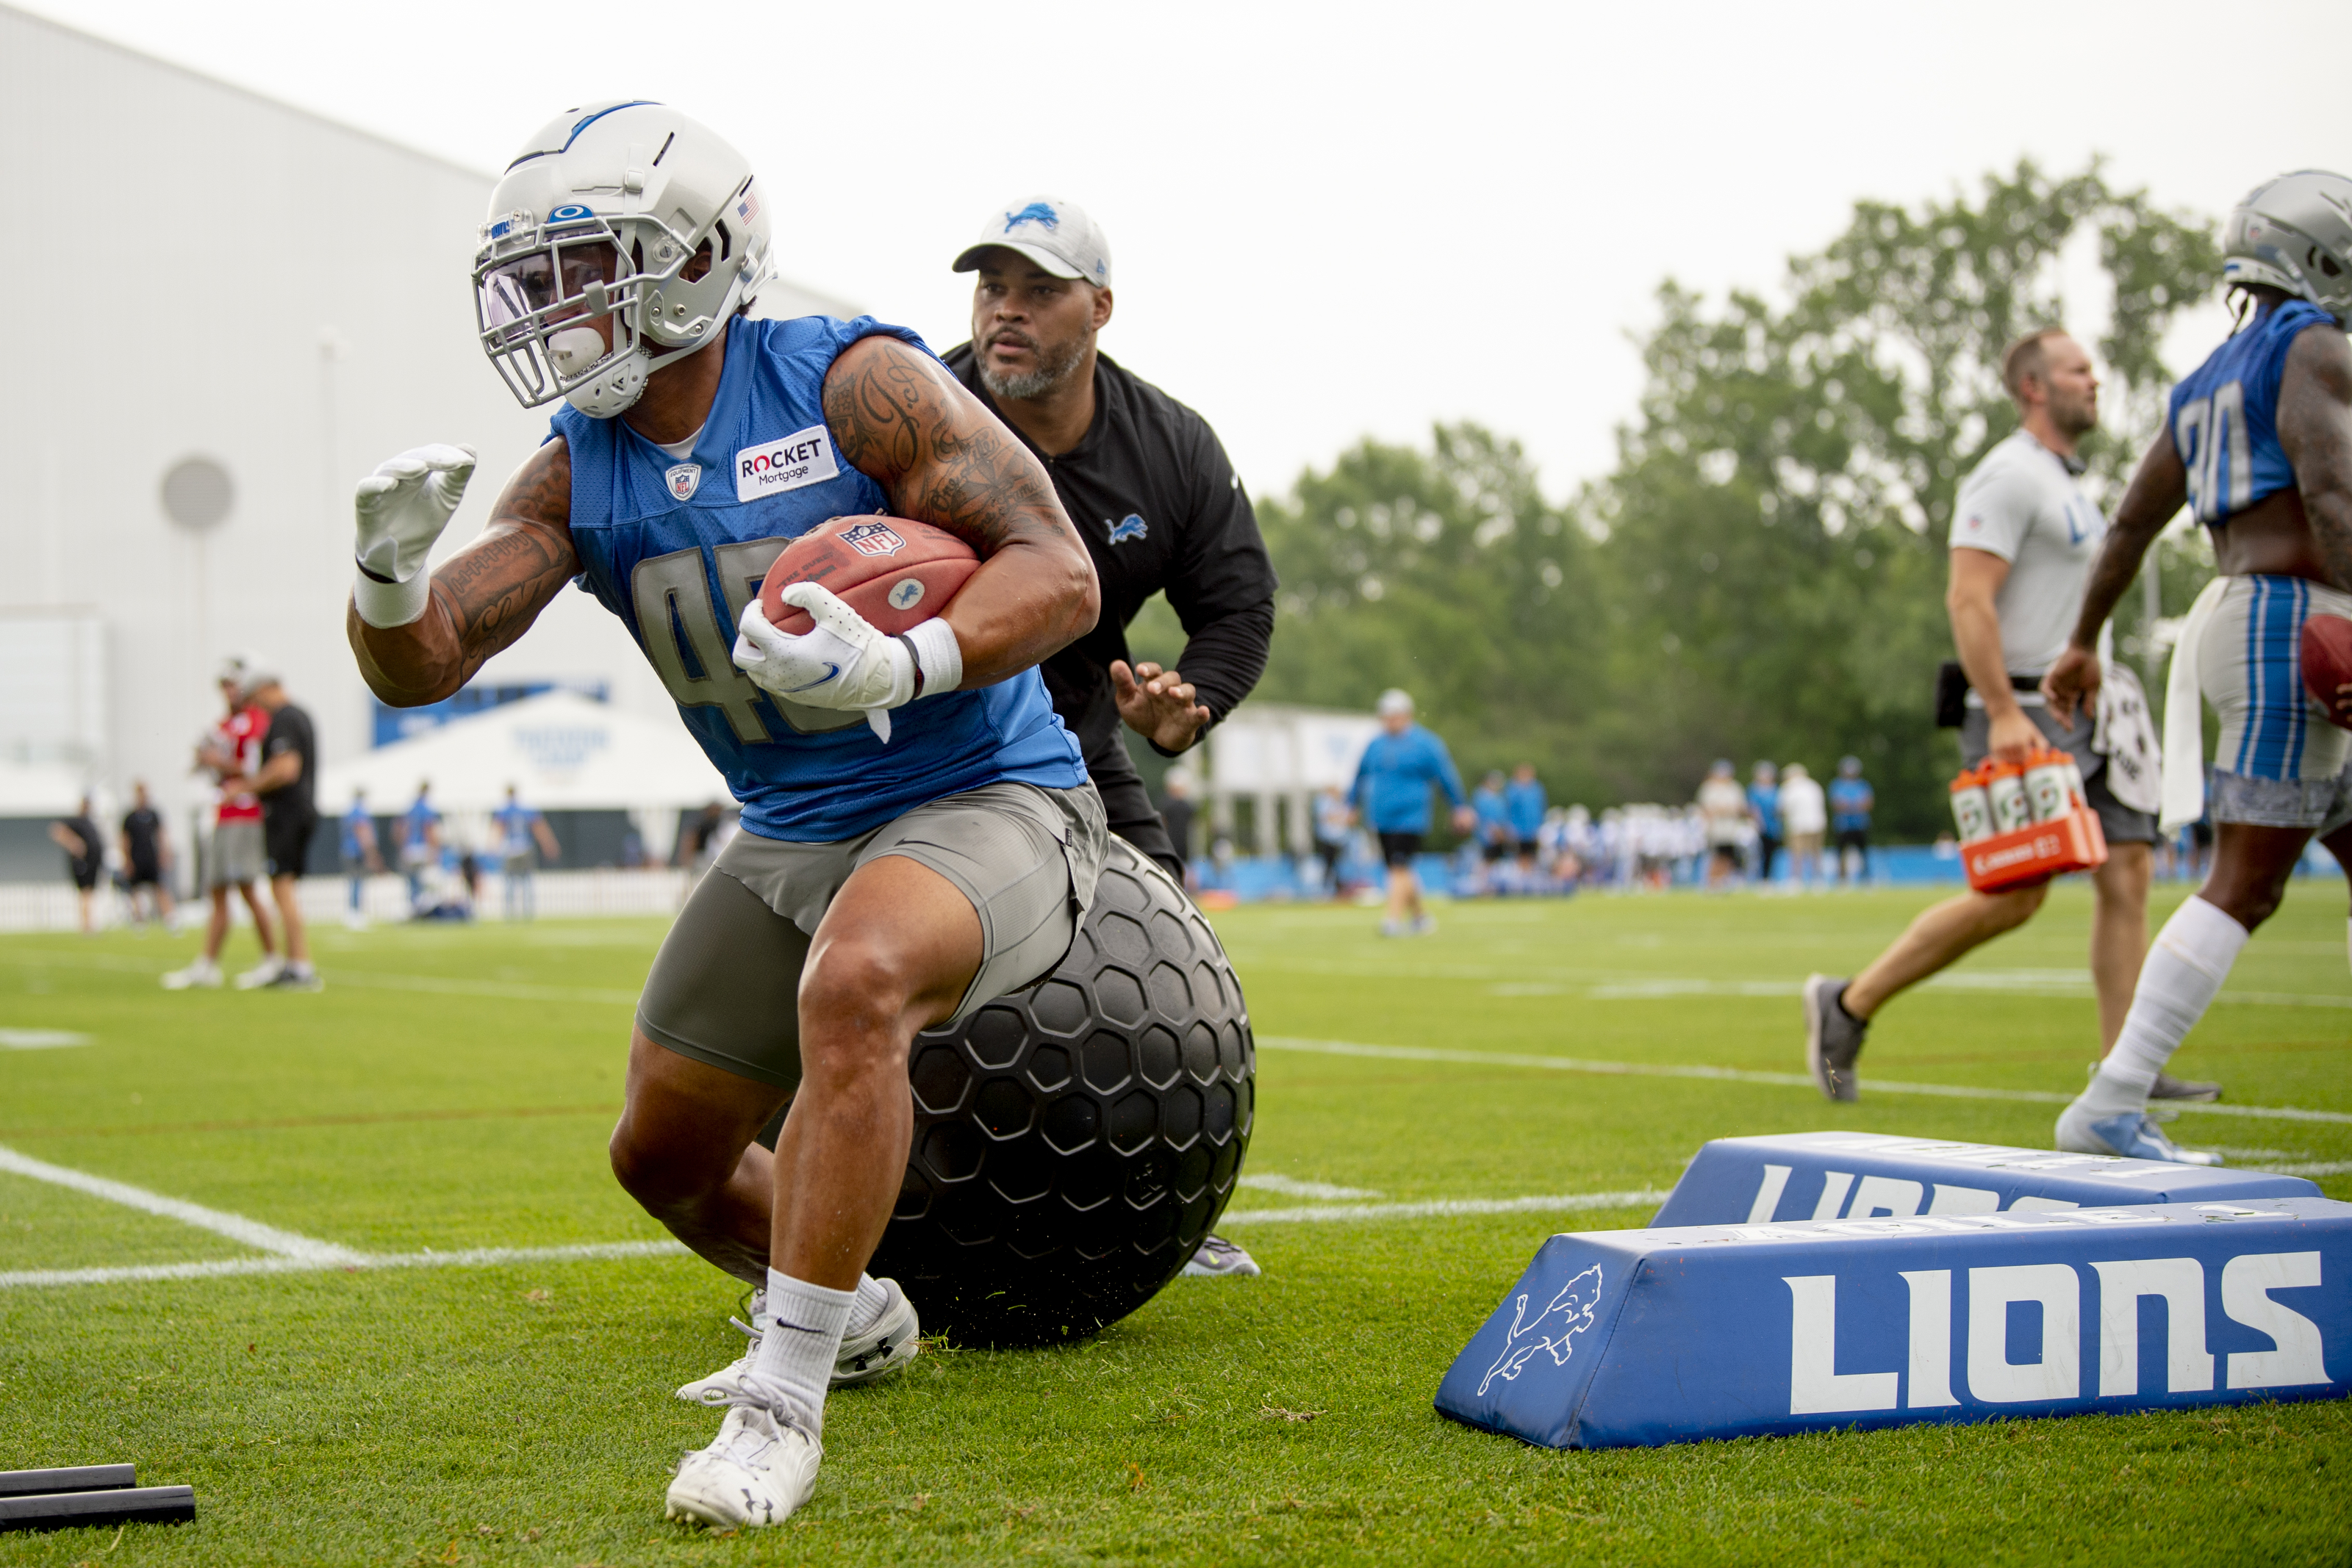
top-left (1004, 201), bottom-right (1059, 232)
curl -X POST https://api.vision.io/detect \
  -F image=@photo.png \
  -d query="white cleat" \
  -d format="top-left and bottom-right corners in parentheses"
top-left (160, 957), bottom-right (222, 990)
top-left (664, 1400), bottom-right (820, 1529)
top-left (2055, 1102), bottom-right (2225, 1165)
top-left (676, 1279), bottom-right (919, 1406)
top-left (234, 954), bottom-right (285, 990)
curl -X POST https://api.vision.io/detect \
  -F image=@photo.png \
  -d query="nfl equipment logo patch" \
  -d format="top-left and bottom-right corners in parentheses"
top-left (840, 521), bottom-right (907, 558)
top-left (665, 464), bottom-right (700, 501)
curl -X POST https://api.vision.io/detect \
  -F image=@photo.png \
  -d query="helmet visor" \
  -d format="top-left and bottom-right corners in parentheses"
top-left (478, 239), bottom-right (623, 334)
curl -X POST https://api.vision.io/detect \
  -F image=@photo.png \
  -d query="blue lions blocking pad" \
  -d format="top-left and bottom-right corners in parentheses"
top-left (1649, 1131), bottom-right (2320, 1227)
top-left (1435, 1198), bottom-right (2349, 1450)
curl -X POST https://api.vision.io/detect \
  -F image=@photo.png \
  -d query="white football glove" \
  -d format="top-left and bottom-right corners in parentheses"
top-left (351, 443), bottom-right (478, 628)
top-left (732, 584), bottom-right (961, 744)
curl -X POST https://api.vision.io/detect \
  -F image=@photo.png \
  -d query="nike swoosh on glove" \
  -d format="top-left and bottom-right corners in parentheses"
top-left (734, 586), bottom-right (916, 741)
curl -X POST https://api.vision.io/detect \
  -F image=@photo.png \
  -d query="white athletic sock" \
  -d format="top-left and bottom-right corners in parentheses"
top-left (750, 1270), bottom-right (852, 1434)
top-left (2080, 896), bottom-right (2248, 1114)
top-left (847, 1273), bottom-right (889, 1338)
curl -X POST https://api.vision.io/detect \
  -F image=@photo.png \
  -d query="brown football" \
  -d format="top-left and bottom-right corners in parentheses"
top-left (2302, 613), bottom-right (2352, 733)
top-left (759, 516), bottom-right (980, 637)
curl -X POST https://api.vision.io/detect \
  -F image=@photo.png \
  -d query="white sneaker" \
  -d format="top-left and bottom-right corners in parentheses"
top-left (234, 955), bottom-right (285, 990)
top-left (664, 1400), bottom-right (820, 1529)
top-left (2055, 1102), bottom-right (2225, 1165)
top-left (675, 1280), bottom-right (920, 1406)
top-left (161, 957), bottom-right (222, 990)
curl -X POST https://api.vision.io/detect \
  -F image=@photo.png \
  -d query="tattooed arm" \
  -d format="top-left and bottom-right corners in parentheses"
top-left (822, 334), bottom-right (1099, 687)
top-left (2276, 323), bottom-right (2352, 595)
top-left (2042, 425), bottom-right (2189, 723)
top-left (347, 440), bottom-right (579, 705)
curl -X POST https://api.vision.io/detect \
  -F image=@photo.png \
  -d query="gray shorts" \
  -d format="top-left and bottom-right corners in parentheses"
top-left (2211, 763), bottom-right (2352, 833)
top-left (637, 780), bottom-right (1107, 1090)
top-left (1961, 704), bottom-right (2159, 846)
top-left (208, 819), bottom-right (266, 888)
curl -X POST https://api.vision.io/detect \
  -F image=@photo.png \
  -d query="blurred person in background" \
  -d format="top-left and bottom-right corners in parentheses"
top-left (1804, 327), bottom-right (2171, 1106)
top-left (1157, 769), bottom-right (1198, 888)
top-left (495, 783), bottom-right (562, 921)
top-left (1830, 755), bottom-right (1875, 885)
top-left (240, 663), bottom-right (322, 990)
top-left (163, 662), bottom-right (279, 990)
top-left (1698, 760), bottom-right (1748, 888)
top-left (1311, 783), bottom-right (1352, 897)
top-left (341, 788), bottom-right (381, 930)
top-left (942, 196), bottom-right (1274, 884)
top-left (1471, 770), bottom-right (1510, 892)
top-left (118, 782), bottom-right (173, 931)
top-left (49, 796), bottom-right (102, 935)
top-left (1349, 688), bottom-right (1472, 936)
top-left (1777, 763), bottom-right (1826, 888)
top-left (1505, 763), bottom-right (1548, 888)
top-left (1746, 761), bottom-right (1782, 882)
top-left (401, 781), bottom-right (441, 906)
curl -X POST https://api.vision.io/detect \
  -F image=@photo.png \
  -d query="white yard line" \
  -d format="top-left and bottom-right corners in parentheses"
top-left (0, 1029), bottom-right (90, 1049)
top-left (0, 1143), bottom-right (363, 1263)
top-left (1255, 1036), bottom-right (2352, 1125)
top-left (0, 1240), bottom-right (689, 1290)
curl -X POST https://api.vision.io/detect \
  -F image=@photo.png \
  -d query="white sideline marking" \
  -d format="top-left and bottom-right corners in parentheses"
top-left (1236, 1173), bottom-right (1385, 1200)
top-left (0, 1028), bottom-right (89, 1049)
top-left (0, 1143), bottom-right (363, 1264)
top-left (0, 1240), bottom-right (689, 1290)
top-left (1222, 1190), bottom-right (1669, 1225)
top-left (1256, 1037), bottom-right (2352, 1126)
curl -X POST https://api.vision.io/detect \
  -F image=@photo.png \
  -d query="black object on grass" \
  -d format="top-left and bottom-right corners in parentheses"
top-left (0, 1465), bottom-right (136, 1497)
top-left (0, 1484), bottom-right (196, 1533)
top-left (763, 838), bottom-right (1256, 1345)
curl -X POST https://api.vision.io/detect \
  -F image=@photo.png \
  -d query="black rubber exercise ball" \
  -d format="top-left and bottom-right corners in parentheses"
top-left (870, 838), bottom-right (1255, 1347)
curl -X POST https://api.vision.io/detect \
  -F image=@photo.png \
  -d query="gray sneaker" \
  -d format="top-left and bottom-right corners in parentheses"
top-left (1180, 1234), bottom-right (1262, 1278)
top-left (1802, 974), bottom-right (1867, 1103)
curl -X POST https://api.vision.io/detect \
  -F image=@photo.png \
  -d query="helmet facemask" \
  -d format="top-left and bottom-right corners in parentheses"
top-left (473, 195), bottom-right (760, 418)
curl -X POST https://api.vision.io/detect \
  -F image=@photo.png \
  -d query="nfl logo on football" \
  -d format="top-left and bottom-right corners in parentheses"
top-left (840, 521), bottom-right (907, 558)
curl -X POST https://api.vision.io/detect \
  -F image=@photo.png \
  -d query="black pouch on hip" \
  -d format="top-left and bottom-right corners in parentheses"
top-left (1934, 661), bottom-right (1969, 729)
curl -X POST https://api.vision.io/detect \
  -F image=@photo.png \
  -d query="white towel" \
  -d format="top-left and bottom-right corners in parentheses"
top-left (2093, 661), bottom-right (2162, 815)
top-left (2159, 575), bottom-right (2231, 833)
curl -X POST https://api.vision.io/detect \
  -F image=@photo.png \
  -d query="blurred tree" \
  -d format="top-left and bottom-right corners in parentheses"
top-left (1182, 159), bottom-right (2221, 839)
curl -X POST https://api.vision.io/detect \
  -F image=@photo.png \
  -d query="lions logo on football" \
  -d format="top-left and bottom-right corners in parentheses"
top-left (887, 578), bottom-right (925, 611)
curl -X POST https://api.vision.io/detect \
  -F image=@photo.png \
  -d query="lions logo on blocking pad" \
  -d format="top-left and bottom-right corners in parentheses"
top-left (1477, 1265), bottom-right (1603, 1395)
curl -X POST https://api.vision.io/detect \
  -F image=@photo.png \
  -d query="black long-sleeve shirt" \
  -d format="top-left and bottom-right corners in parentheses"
top-left (942, 345), bottom-right (1277, 769)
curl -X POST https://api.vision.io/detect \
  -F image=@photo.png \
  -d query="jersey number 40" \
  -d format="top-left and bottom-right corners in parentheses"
top-left (631, 542), bottom-right (862, 741)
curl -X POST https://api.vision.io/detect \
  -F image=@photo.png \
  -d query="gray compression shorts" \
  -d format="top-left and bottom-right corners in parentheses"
top-left (208, 819), bottom-right (267, 888)
top-left (636, 780), bottom-right (1108, 1090)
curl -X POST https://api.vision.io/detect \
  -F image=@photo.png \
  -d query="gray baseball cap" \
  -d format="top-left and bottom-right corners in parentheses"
top-left (953, 195), bottom-right (1113, 289)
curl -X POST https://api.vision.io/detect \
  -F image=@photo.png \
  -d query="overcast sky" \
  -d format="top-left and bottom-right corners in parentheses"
top-left (22, 0), bottom-right (2351, 500)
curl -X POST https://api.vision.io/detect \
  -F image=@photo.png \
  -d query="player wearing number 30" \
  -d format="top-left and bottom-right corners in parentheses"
top-left (344, 102), bottom-right (1106, 1529)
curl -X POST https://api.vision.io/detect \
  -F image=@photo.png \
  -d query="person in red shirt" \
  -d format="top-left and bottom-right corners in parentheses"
top-left (162, 661), bottom-right (281, 990)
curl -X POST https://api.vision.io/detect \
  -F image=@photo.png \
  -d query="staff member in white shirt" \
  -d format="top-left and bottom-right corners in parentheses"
top-left (1801, 329), bottom-right (2199, 1103)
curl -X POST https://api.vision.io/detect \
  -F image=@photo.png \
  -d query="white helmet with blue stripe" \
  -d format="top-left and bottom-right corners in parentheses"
top-left (473, 101), bottom-right (775, 417)
top-left (2222, 170), bottom-right (2352, 323)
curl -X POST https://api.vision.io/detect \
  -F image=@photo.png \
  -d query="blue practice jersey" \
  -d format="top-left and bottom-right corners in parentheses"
top-left (1504, 779), bottom-right (1547, 840)
top-left (494, 803), bottom-right (541, 857)
top-left (2170, 300), bottom-right (2338, 527)
top-left (340, 802), bottom-right (370, 861)
top-left (1472, 785), bottom-right (1510, 841)
top-left (1747, 783), bottom-right (1780, 838)
top-left (402, 799), bottom-right (438, 851)
top-left (1827, 777), bottom-right (1872, 831)
top-left (553, 314), bottom-right (1085, 842)
top-left (1350, 726), bottom-right (1467, 835)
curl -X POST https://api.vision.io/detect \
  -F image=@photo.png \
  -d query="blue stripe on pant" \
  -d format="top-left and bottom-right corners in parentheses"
top-left (2237, 576), bottom-right (2309, 780)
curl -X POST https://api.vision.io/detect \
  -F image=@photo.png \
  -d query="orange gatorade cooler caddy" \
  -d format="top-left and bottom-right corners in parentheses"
top-left (1957, 744), bottom-right (2107, 893)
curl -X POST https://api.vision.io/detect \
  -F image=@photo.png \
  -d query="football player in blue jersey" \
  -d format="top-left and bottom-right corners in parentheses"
top-left (2046, 170), bottom-right (2352, 1164)
top-left (344, 103), bottom-right (1105, 1528)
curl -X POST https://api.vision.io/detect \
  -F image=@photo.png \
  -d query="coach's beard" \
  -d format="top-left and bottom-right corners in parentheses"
top-left (979, 331), bottom-right (1087, 402)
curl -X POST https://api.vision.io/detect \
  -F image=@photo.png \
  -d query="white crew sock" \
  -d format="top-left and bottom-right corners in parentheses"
top-left (848, 1273), bottom-right (889, 1337)
top-left (2080, 896), bottom-right (2248, 1114)
top-left (750, 1270), bottom-right (853, 1434)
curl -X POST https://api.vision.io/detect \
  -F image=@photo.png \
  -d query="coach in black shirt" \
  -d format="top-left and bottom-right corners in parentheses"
top-left (942, 196), bottom-right (1274, 880)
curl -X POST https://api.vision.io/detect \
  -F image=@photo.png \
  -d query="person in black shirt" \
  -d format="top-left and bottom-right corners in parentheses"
top-left (49, 796), bottom-right (102, 934)
top-left (118, 780), bottom-right (175, 929)
top-left (942, 196), bottom-right (1275, 884)
top-left (944, 198), bottom-right (1272, 1282)
top-left (239, 664), bottom-right (323, 990)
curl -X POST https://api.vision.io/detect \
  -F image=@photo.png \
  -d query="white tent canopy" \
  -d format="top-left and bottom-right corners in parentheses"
top-left (0, 758), bottom-right (93, 817)
top-left (317, 691), bottom-right (729, 818)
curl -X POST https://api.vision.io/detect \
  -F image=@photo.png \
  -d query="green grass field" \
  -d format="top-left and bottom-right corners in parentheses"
top-left (2, 877), bottom-right (2348, 1565)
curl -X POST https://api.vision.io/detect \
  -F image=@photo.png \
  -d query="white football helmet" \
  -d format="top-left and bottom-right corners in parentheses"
top-left (2222, 170), bottom-right (2352, 323)
top-left (473, 101), bottom-right (775, 417)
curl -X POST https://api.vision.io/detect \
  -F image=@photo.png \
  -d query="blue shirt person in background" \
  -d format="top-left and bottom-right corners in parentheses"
top-left (400, 782), bottom-right (441, 906)
top-left (1829, 755), bottom-right (1875, 885)
top-left (494, 784), bottom-right (563, 921)
top-left (1747, 761), bottom-right (1782, 882)
top-left (1347, 688), bottom-right (1472, 936)
top-left (340, 789), bottom-right (381, 929)
top-left (1505, 763), bottom-right (1549, 888)
top-left (1471, 771), bottom-right (1511, 893)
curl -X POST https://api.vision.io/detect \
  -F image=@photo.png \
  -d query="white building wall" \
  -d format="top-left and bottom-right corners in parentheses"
top-left (0, 5), bottom-right (855, 827)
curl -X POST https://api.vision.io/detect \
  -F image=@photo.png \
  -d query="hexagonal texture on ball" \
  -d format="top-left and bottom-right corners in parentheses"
top-left (870, 837), bottom-right (1254, 1346)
